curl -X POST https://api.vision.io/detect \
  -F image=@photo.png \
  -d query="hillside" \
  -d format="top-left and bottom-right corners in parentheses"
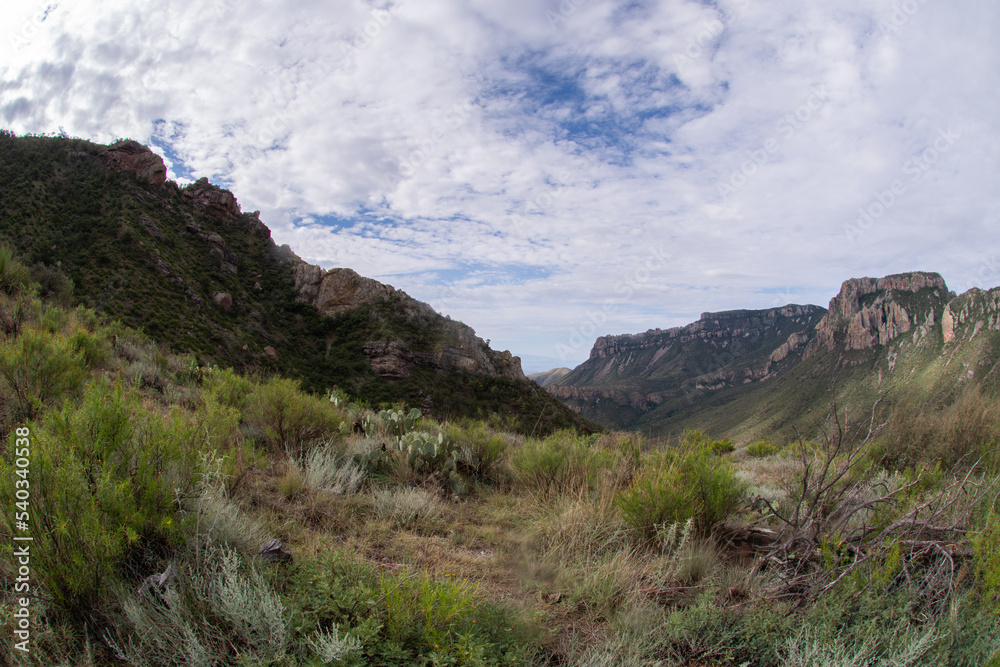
top-left (527, 367), bottom-right (572, 387)
top-left (0, 132), bottom-right (594, 435)
top-left (553, 272), bottom-right (1000, 441)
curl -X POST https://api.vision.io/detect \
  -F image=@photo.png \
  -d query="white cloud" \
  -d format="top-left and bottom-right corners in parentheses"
top-left (1, 0), bottom-right (998, 369)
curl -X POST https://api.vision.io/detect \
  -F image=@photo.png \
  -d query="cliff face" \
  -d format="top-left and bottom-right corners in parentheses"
top-left (807, 272), bottom-right (950, 356)
top-left (559, 304), bottom-right (826, 389)
top-left (549, 305), bottom-right (827, 428)
top-left (551, 270), bottom-right (1000, 439)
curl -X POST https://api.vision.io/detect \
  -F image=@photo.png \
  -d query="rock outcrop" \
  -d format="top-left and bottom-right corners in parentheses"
top-left (807, 272), bottom-right (949, 356)
top-left (293, 265), bottom-right (400, 315)
top-left (181, 178), bottom-right (242, 220)
top-left (99, 140), bottom-right (167, 186)
top-left (291, 261), bottom-right (528, 383)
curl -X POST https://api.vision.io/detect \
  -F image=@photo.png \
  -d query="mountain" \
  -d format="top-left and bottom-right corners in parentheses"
top-left (552, 271), bottom-right (1000, 441)
top-left (550, 304), bottom-right (826, 430)
top-left (0, 132), bottom-right (595, 434)
top-left (528, 367), bottom-right (572, 387)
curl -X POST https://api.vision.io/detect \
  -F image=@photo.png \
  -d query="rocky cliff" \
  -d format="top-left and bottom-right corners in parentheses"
top-left (98, 139), bottom-right (167, 186)
top-left (550, 305), bottom-right (827, 429)
top-left (551, 270), bottom-right (1000, 440)
top-left (290, 259), bottom-right (527, 384)
top-left (807, 272), bottom-right (951, 356)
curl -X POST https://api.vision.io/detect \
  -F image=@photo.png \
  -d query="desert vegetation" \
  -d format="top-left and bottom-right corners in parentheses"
top-left (1, 248), bottom-right (999, 666)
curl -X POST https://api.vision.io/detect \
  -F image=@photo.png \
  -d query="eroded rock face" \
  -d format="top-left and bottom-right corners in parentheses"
top-left (292, 262), bottom-right (527, 383)
top-left (808, 272), bottom-right (948, 355)
top-left (293, 266), bottom-right (398, 315)
top-left (99, 140), bottom-right (167, 186)
top-left (181, 178), bottom-right (241, 220)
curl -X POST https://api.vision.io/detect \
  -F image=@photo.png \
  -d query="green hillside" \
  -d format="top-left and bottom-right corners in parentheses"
top-left (0, 132), bottom-right (594, 436)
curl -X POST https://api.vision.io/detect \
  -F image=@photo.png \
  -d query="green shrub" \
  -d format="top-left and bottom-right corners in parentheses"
top-left (0, 326), bottom-right (88, 422)
top-left (511, 430), bottom-right (614, 498)
top-left (457, 422), bottom-right (511, 484)
top-left (746, 440), bottom-right (781, 458)
top-left (200, 367), bottom-right (253, 412)
top-left (286, 551), bottom-right (541, 665)
top-left (0, 380), bottom-right (200, 615)
top-left (617, 433), bottom-right (747, 537)
top-left (68, 327), bottom-right (111, 369)
top-left (0, 245), bottom-right (30, 296)
top-left (974, 512), bottom-right (1000, 610)
top-left (245, 377), bottom-right (342, 457)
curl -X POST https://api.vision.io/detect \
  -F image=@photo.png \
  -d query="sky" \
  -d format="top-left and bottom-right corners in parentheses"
top-left (2, 0), bottom-right (998, 373)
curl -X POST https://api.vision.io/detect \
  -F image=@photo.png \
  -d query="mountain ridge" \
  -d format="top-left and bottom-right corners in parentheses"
top-left (552, 271), bottom-right (1000, 439)
top-left (0, 132), bottom-right (593, 434)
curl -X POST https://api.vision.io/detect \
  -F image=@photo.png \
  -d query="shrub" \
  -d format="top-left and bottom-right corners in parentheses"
top-left (746, 440), bottom-right (781, 458)
top-left (245, 377), bottom-right (342, 457)
top-left (286, 551), bottom-right (541, 665)
top-left (511, 430), bottom-right (614, 498)
top-left (68, 327), bottom-right (111, 369)
top-left (200, 367), bottom-right (253, 412)
top-left (372, 487), bottom-right (445, 528)
top-left (107, 546), bottom-right (288, 666)
top-left (0, 245), bottom-right (30, 296)
top-left (0, 380), bottom-right (200, 615)
top-left (303, 444), bottom-right (366, 495)
top-left (974, 512), bottom-right (1000, 611)
top-left (456, 422), bottom-right (511, 484)
top-left (617, 433), bottom-right (747, 537)
top-left (0, 326), bottom-right (88, 422)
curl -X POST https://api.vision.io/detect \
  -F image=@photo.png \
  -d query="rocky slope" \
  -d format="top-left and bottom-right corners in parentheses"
top-left (551, 272), bottom-right (1000, 439)
top-left (0, 132), bottom-right (591, 434)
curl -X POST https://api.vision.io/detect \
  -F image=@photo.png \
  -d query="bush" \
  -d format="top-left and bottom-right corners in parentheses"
top-left (200, 367), bottom-right (253, 412)
top-left (245, 377), bottom-right (342, 457)
top-left (456, 422), bottom-right (511, 484)
top-left (107, 546), bottom-right (288, 666)
top-left (303, 444), bottom-right (366, 495)
top-left (617, 432), bottom-right (747, 537)
top-left (286, 551), bottom-right (540, 665)
top-left (0, 380), bottom-right (200, 615)
top-left (511, 430), bottom-right (617, 498)
top-left (0, 245), bottom-right (31, 296)
top-left (974, 512), bottom-right (1000, 611)
top-left (372, 487), bottom-right (445, 528)
top-left (0, 326), bottom-right (88, 423)
top-left (746, 440), bottom-right (781, 458)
